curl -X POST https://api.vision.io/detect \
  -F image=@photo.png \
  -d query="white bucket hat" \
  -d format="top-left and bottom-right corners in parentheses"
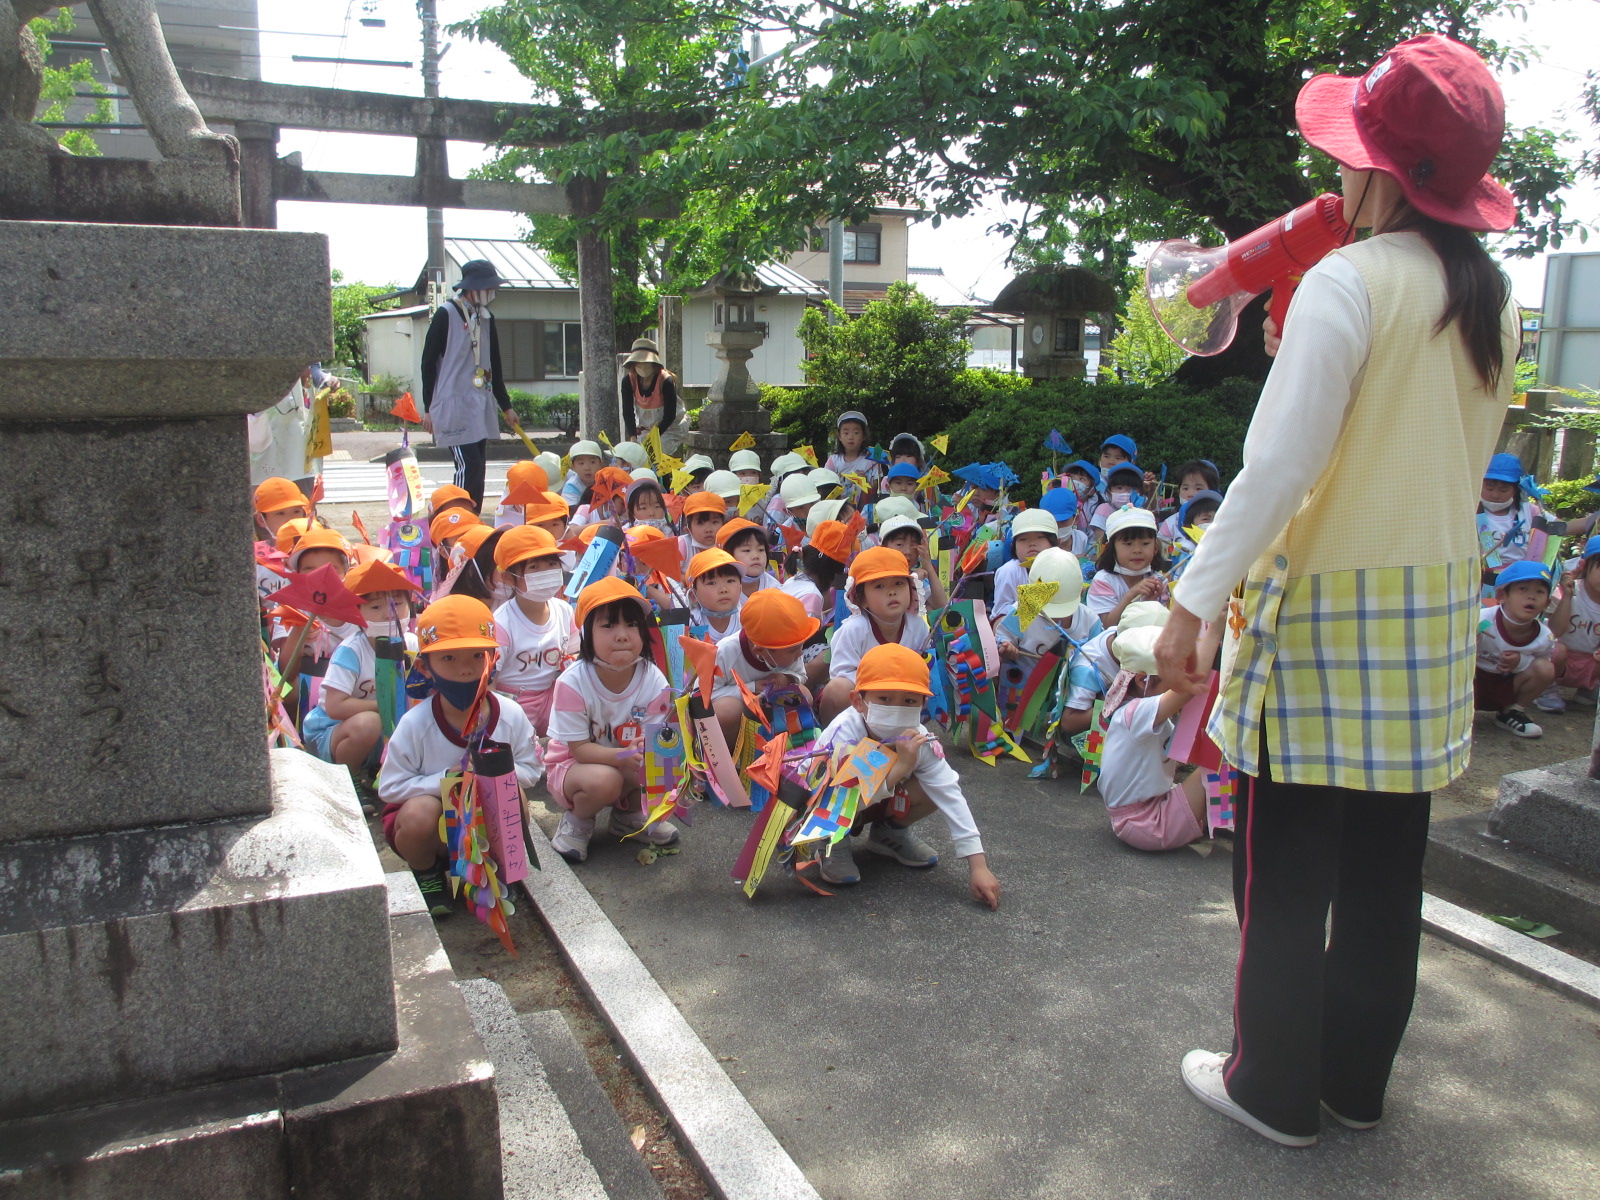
top-left (780, 474), bottom-right (822, 508)
top-left (1027, 548), bottom-right (1084, 618)
top-left (729, 449), bottom-right (762, 473)
top-left (1110, 624), bottom-right (1162, 675)
top-left (703, 469), bottom-right (742, 500)
top-left (611, 441), bottom-right (649, 468)
top-left (569, 440), bottom-right (603, 461)
top-left (1011, 509), bottom-right (1059, 541)
top-left (1105, 506), bottom-right (1159, 540)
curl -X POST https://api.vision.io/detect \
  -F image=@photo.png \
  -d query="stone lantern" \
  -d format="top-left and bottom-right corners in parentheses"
top-left (991, 265), bottom-right (1119, 381)
top-left (680, 270), bottom-right (789, 468)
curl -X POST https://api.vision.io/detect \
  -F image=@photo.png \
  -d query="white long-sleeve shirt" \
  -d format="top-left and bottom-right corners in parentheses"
top-left (818, 708), bottom-right (983, 858)
top-left (1174, 255), bottom-right (1372, 621)
top-left (827, 613), bottom-right (932, 681)
top-left (378, 692), bottom-right (544, 803)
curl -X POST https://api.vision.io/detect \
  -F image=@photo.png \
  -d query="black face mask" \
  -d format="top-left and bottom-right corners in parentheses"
top-left (431, 674), bottom-right (481, 710)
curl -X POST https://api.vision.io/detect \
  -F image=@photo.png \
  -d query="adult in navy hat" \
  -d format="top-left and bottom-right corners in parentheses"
top-left (420, 258), bottom-right (517, 510)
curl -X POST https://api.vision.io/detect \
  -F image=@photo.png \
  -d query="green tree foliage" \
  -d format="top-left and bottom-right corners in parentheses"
top-left (29, 8), bottom-right (113, 155)
top-left (765, 282), bottom-right (978, 447)
top-left (942, 376), bottom-right (1262, 504)
top-left (1102, 292), bottom-right (1188, 385)
top-left (329, 271), bottom-right (402, 378)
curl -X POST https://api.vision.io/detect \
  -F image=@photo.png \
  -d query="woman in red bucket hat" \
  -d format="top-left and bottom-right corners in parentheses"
top-left (1154, 35), bottom-right (1522, 1146)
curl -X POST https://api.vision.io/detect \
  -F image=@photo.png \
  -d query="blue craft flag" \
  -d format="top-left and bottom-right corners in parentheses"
top-left (1044, 429), bottom-right (1072, 455)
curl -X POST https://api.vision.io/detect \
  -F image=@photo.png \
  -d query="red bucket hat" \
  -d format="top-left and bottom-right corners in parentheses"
top-left (1295, 34), bottom-right (1514, 232)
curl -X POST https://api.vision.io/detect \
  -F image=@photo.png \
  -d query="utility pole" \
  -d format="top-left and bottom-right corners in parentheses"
top-left (418, 0), bottom-right (446, 302)
top-left (827, 218), bottom-right (844, 323)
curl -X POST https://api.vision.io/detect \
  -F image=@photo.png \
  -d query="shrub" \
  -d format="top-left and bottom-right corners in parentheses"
top-left (941, 376), bottom-right (1260, 504)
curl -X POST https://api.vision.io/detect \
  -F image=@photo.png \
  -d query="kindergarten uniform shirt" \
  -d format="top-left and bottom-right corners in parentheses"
top-left (997, 603), bottom-right (1101, 660)
top-left (817, 708), bottom-right (983, 858)
top-left (493, 596), bottom-right (576, 695)
top-left (828, 613), bottom-right (932, 681)
top-left (1097, 696), bottom-right (1179, 809)
top-left (781, 574), bottom-right (826, 621)
top-left (378, 692), bottom-right (543, 804)
top-left (1065, 626), bottom-right (1120, 711)
top-left (1476, 605), bottom-right (1554, 675)
top-left (992, 558), bottom-right (1029, 616)
top-left (301, 628), bottom-right (418, 746)
top-left (689, 598), bottom-right (743, 644)
top-left (1085, 569), bottom-right (1168, 616)
top-left (544, 659), bottom-right (671, 767)
top-left (1559, 582), bottom-right (1600, 655)
top-left (711, 633), bottom-right (804, 700)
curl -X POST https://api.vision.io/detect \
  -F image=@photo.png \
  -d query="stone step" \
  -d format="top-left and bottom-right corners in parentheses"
top-left (520, 1010), bottom-right (665, 1200)
top-left (1425, 812), bottom-right (1600, 944)
top-left (457, 979), bottom-right (608, 1200)
top-left (1489, 758), bottom-right (1600, 874)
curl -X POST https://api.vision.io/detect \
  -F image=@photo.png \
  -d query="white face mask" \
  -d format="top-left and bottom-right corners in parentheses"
top-left (864, 702), bottom-right (922, 740)
top-left (1113, 563), bottom-right (1152, 577)
top-left (517, 568), bottom-right (564, 603)
top-left (1481, 497), bottom-right (1514, 513)
top-left (490, 579), bottom-right (515, 607)
top-left (364, 617), bottom-right (405, 643)
top-left (1109, 489), bottom-right (1133, 506)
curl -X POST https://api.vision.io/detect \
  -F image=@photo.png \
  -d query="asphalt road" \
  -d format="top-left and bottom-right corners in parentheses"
top-left (541, 755), bottom-right (1600, 1200)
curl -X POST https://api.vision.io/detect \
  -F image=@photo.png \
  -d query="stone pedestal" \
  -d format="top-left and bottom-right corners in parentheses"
top-left (0, 222), bottom-right (501, 1196)
top-left (1489, 758), bottom-right (1600, 875)
top-left (679, 328), bottom-right (788, 469)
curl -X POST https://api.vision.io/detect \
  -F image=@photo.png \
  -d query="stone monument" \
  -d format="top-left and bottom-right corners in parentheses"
top-left (679, 272), bottom-right (788, 470)
top-left (990, 264), bottom-right (1117, 382)
top-left (0, 20), bottom-right (501, 1197)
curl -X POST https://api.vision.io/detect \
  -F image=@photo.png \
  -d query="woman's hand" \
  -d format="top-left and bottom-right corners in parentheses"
top-left (1154, 603), bottom-right (1208, 691)
top-left (421, 413), bottom-right (434, 434)
top-left (1263, 314), bottom-right (1283, 358)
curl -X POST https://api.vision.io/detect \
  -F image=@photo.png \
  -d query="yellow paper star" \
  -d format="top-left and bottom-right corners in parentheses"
top-left (597, 430), bottom-right (614, 450)
top-left (670, 468), bottom-right (694, 493)
top-left (738, 483), bottom-right (768, 517)
top-left (928, 434), bottom-right (949, 454)
top-left (559, 454), bottom-right (571, 477)
top-left (729, 431), bottom-right (756, 452)
top-left (1014, 580), bottom-right (1061, 632)
top-left (795, 445), bottom-right (818, 468)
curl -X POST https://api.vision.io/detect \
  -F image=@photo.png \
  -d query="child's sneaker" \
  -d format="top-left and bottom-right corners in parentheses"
top-left (610, 807), bottom-right (680, 847)
top-left (551, 812), bottom-right (596, 863)
top-left (1533, 685), bottom-right (1566, 714)
top-left (413, 865), bottom-right (453, 918)
top-left (818, 836), bottom-right (860, 885)
top-left (1574, 686), bottom-right (1599, 708)
top-left (1495, 707), bottom-right (1543, 738)
top-left (865, 820), bottom-right (939, 867)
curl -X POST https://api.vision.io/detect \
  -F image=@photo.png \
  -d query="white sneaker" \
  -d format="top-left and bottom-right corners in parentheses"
top-left (1533, 685), bottom-right (1566, 714)
top-left (818, 836), bottom-right (860, 885)
top-left (1494, 707), bottom-right (1543, 738)
top-left (1321, 1100), bottom-right (1379, 1130)
top-left (1180, 1050), bottom-right (1317, 1147)
top-left (551, 812), bottom-right (596, 863)
top-left (865, 820), bottom-right (938, 867)
top-left (610, 807), bottom-right (679, 847)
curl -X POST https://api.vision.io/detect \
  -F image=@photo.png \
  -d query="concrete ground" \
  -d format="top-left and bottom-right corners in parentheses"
top-left (540, 758), bottom-right (1600, 1200)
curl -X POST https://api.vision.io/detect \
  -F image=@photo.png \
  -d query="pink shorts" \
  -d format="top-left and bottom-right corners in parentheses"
top-left (511, 689), bottom-right (554, 736)
top-left (543, 758), bottom-right (576, 811)
top-left (1109, 784), bottom-right (1202, 852)
top-left (1556, 647), bottom-right (1599, 690)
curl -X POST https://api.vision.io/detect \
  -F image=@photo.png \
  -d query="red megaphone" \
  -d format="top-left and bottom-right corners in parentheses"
top-left (1145, 193), bottom-right (1351, 356)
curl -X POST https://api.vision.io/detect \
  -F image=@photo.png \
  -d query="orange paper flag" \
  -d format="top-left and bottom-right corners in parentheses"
top-left (630, 535), bottom-right (684, 583)
top-left (350, 509), bottom-right (372, 545)
top-left (733, 668), bottom-right (769, 728)
top-left (678, 634), bottom-right (720, 707)
top-left (392, 390), bottom-right (422, 424)
top-left (780, 524), bottom-right (805, 551)
top-left (663, 492), bottom-right (686, 520)
top-left (746, 731), bottom-right (785, 795)
top-left (844, 511), bottom-right (867, 544)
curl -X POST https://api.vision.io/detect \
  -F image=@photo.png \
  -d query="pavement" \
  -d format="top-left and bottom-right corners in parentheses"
top-left (546, 756), bottom-right (1600, 1200)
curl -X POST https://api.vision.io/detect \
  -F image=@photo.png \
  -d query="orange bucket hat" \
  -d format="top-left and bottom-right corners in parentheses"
top-left (430, 508), bottom-right (479, 546)
top-left (575, 576), bottom-right (653, 628)
top-left (715, 517), bottom-right (763, 548)
top-left (809, 519), bottom-right (854, 565)
top-left (274, 516), bottom-right (312, 554)
top-left (416, 595), bottom-right (499, 653)
top-left (253, 476), bottom-right (309, 515)
top-left (428, 484), bottom-right (475, 518)
top-left (524, 490), bottom-right (571, 523)
top-left (287, 526), bottom-right (351, 572)
top-left (494, 525), bottom-right (560, 571)
top-left (344, 558), bottom-right (422, 596)
top-left (502, 460), bottom-right (552, 508)
top-left (740, 590), bottom-right (820, 649)
top-left (683, 491), bottom-right (728, 518)
top-left (849, 546), bottom-right (911, 590)
top-left (455, 523), bottom-right (496, 560)
top-left (688, 547), bottom-right (738, 580)
top-left (855, 643), bottom-right (932, 697)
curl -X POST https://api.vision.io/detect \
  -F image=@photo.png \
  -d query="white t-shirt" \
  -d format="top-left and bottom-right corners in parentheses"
top-left (689, 597), bottom-right (743, 644)
top-left (996, 603), bottom-right (1101, 659)
top-left (992, 558), bottom-right (1029, 615)
top-left (1065, 626), bottom-right (1121, 711)
top-left (817, 708), bottom-right (982, 858)
top-left (378, 692), bottom-right (543, 803)
top-left (1559, 581), bottom-right (1600, 655)
top-left (1097, 696), bottom-right (1178, 810)
top-left (493, 596), bottom-right (576, 695)
top-left (1085, 568), bottom-right (1167, 616)
top-left (828, 613), bottom-right (932, 681)
top-left (711, 633), bottom-right (804, 700)
top-left (781, 574), bottom-right (825, 621)
top-left (1476, 605), bottom-right (1554, 674)
top-left (545, 659), bottom-right (671, 766)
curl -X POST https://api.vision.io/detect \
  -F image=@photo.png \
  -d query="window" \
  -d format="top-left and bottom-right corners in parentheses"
top-left (494, 319), bottom-right (581, 380)
top-left (843, 228), bottom-right (880, 264)
top-left (1053, 317), bottom-right (1081, 354)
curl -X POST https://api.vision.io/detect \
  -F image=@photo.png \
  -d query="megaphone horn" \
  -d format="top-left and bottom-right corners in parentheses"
top-left (1145, 193), bottom-right (1351, 357)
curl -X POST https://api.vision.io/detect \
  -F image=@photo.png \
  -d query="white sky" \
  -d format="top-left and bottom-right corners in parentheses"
top-left (260, 0), bottom-right (1600, 308)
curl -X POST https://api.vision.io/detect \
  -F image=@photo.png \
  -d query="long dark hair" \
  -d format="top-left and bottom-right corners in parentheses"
top-left (578, 599), bottom-right (658, 662)
top-left (1383, 208), bottom-right (1510, 390)
top-left (1095, 528), bottom-right (1169, 575)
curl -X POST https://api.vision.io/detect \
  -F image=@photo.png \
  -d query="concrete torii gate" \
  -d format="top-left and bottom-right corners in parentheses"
top-left (177, 69), bottom-right (700, 441)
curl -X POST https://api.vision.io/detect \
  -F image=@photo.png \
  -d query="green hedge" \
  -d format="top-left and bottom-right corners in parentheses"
top-left (941, 377), bottom-right (1260, 504)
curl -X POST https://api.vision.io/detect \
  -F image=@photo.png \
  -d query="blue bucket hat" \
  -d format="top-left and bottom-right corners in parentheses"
top-left (1101, 434), bottom-right (1138, 460)
top-left (1177, 489), bottom-right (1224, 527)
top-left (1496, 560), bottom-right (1554, 590)
top-left (1484, 453), bottom-right (1524, 484)
top-left (1583, 535), bottom-right (1600, 560)
top-left (1104, 461), bottom-right (1144, 484)
top-left (1065, 460), bottom-right (1101, 487)
top-left (885, 462), bottom-right (921, 482)
top-left (1039, 487), bottom-right (1079, 521)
